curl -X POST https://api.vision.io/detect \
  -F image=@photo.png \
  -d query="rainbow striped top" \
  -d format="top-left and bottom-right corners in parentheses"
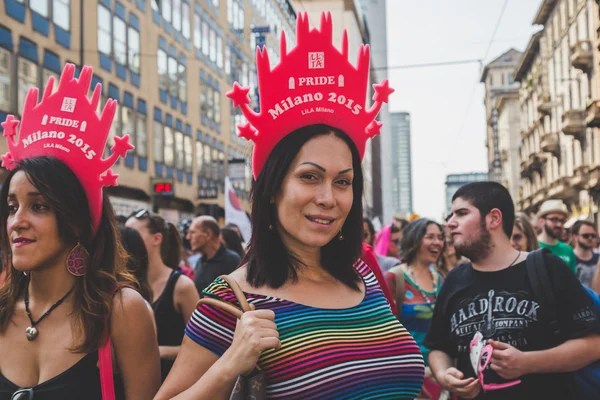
top-left (185, 261), bottom-right (425, 399)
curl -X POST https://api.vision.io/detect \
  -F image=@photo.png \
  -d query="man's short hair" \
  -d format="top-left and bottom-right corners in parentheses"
top-left (452, 181), bottom-right (514, 238)
top-left (197, 216), bottom-right (220, 238)
top-left (572, 220), bottom-right (595, 235)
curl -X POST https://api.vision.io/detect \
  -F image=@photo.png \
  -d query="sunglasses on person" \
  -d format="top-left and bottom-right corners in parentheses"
top-left (11, 388), bottom-right (34, 400)
top-left (545, 217), bottom-right (566, 224)
top-left (470, 332), bottom-right (521, 392)
top-left (580, 233), bottom-right (597, 240)
top-left (130, 209), bottom-right (167, 233)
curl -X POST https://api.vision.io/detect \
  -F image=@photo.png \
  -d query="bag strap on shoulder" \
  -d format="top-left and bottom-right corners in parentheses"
top-left (196, 275), bottom-right (251, 319)
top-left (525, 248), bottom-right (561, 338)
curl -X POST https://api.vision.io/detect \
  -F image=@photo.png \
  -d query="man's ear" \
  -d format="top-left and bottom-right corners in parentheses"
top-left (487, 208), bottom-right (504, 231)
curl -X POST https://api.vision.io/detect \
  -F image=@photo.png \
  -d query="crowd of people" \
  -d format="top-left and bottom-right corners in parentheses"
top-left (2, 10), bottom-right (600, 400)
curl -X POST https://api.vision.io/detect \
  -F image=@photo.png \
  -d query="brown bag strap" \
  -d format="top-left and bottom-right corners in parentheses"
top-left (195, 275), bottom-right (251, 319)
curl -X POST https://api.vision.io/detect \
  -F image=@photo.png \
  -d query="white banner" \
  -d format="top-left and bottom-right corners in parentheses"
top-left (225, 177), bottom-right (252, 243)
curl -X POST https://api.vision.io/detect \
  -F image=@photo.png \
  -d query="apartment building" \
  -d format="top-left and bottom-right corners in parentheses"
top-left (516, 0), bottom-right (599, 224)
top-left (0, 0), bottom-right (296, 222)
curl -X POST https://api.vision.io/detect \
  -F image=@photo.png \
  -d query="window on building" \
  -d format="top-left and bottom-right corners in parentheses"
top-left (508, 72), bottom-right (514, 84)
top-left (153, 121), bottom-right (164, 162)
top-left (53, 0), bottom-right (70, 31)
top-left (108, 103), bottom-right (120, 148)
top-left (209, 28), bottom-right (216, 63)
top-left (18, 58), bottom-right (38, 116)
top-left (168, 56), bottom-right (178, 98)
top-left (175, 130), bottom-right (184, 169)
top-left (204, 143), bottom-right (211, 177)
top-left (218, 150), bottom-right (225, 181)
top-left (225, 46), bottom-right (231, 76)
top-left (164, 126), bottom-right (174, 166)
top-left (0, 49), bottom-right (10, 112)
top-left (42, 69), bottom-right (59, 95)
top-left (121, 107), bottom-right (134, 143)
top-left (98, 5), bottom-right (112, 56)
top-left (199, 82), bottom-right (207, 118)
top-left (202, 20), bottom-right (209, 56)
top-left (212, 148), bottom-right (219, 179)
top-left (214, 91), bottom-right (221, 124)
top-left (113, 16), bottom-right (127, 65)
top-left (31, 0), bottom-right (49, 17)
top-left (163, 0), bottom-right (172, 23)
top-left (151, 0), bottom-right (159, 11)
top-left (194, 14), bottom-right (202, 50)
top-left (196, 141), bottom-right (204, 175)
top-left (206, 86), bottom-right (214, 121)
top-left (173, 0), bottom-right (182, 31)
top-left (178, 62), bottom-right (186, 102)
top-left (184, 135), bottom-right (193, 172)
top-left (136, 114), bottom-right (147, 157)
top-left (158, 49), bottom-right (168, 91)
top-left (182, 2), bottom-right (190, 39)
top-left (128, 27), bottom-right (140, 74)
top-left (216, 35), bottom-right (223, 68)
top-left (211, 0), bottom-right (219, 8)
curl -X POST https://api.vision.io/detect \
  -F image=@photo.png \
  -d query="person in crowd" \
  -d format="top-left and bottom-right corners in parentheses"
top-left (0, 64), bottom-right (160, 399)
top-left (387, 219), bottom-right (444, 378)
top-left (187, 216), bottom-right (241, 294)
top-left (363, 217), bottom-right (376, 246)
top-left (225, 222), bottom-right (245, 243)
top-left (572, 220), bottom-right (599, 289)
top-left (374, 223), bottom-right (403, 272)
top-left (126, 210), bottom-right (199, 382)
top-left (220, 227), bottom-right (245, 259)
top-left (510, 213), bottom-right (539, 252)
top-left (119, 226), bottom-right (153, 303)
top-left (425, 181), bottom-right (600, 399)
top-left (154, 13), bottom-right (424, 398)
top-left (537, 199), bottom-right (577, 273)
top-left (178, 218), bottom-right (201, 269)
top-left (436, 225), bottom-right (467, 278)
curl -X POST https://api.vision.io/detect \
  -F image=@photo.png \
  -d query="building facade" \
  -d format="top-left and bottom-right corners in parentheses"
top-left (445, 172), bottom-right (489, 216)
top-left (0, 0), bottom-right (296, 223)
top-left (390, 111), bottom-right (412, 214)
top-left (480, 48), bottom-right (522, 187)
top-left (516, 0), bottom-right (600, 226)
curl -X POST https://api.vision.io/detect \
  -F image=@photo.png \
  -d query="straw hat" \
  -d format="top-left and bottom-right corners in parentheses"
top-left (537, 199), bottom-right (569, 219)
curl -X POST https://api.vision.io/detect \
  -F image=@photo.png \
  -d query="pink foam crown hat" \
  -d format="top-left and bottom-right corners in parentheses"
top-left (226, 12), bottom-right (394, 179)
top-left (1, 63), bottom-right (134, 231)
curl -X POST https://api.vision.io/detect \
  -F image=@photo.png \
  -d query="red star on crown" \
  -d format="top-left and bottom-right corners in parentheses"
top-left (226, 83), bottom-right (251, 108)
top-left (111, 135), bottom-right (135, 158)
top-left (372, 80), bottom-right (394, 104)
top-left (1, 115), bottom-right (18, 138)
top-left (1, 153), bottom-right (15, 169)
top-left (237, 123), bottom-right (257, 141)
top-left (100, 169), bottom-right (119, 187)
top-left (366, 120), bottom-right (383, 138)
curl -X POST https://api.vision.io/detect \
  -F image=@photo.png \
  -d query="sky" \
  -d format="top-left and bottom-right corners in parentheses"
top-left (386, 0), bottom-right (542, 220)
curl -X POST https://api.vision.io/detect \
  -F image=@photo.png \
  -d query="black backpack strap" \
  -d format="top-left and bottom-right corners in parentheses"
top-left (526, 248), bottom-right (561, 339)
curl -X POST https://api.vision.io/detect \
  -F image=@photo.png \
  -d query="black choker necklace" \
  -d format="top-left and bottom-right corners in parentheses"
top-left (24, 281), bottom-right (74, 341)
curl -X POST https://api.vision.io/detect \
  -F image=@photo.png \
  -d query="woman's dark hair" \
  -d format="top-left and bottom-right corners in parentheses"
top-left (221, 227), bottom-right (245, 259)
top-left (242, 124), bottom-right (363, 290)
top-left (144, 214), bottom-right (182, 269)
top-left (400, 218), bottom-right (445, 265)
top-left (119, 227), bottom-right (152, 302)
top-left (225, 223), bottom-right (244, 241)
top-left (0, 157), bottom-right (137, 352)
top-left (363, 218), bottom-right (375, 246)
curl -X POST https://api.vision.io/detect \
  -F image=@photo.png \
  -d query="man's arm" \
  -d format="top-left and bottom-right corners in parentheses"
top-left (429, 350), bottom-right (481, 399)
top-left (490, 334), bottom-right (600, 379)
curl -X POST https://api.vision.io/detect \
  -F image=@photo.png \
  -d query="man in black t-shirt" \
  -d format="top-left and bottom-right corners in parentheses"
top-left (424, 182), bottom-right (600, 400)
top-left (572, 220), bottom-right (599, 289)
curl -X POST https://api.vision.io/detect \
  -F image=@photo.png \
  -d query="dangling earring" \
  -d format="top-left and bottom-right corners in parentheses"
top-left (66, 242), bottom-right (89, 276)
top-left (269, 224), bottom-right (273, 230)
top-left (269, 198), bottom-right (275, 204)
top-left (338, 230), bottom-right (344, 240)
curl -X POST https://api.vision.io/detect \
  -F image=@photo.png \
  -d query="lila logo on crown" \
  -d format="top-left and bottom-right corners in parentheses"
top-left (1, 63), bottom-right (134, 231)
top-left (227, 12), bottom-right (394, 179)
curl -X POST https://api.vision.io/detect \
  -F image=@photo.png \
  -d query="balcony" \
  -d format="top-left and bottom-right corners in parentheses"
top-left (586, 99), bottom-right (600, 128)
top-left (570, 165), bottom-right (589, 190)
top-left (529, 154), bottom-right (544, 174)
top-left (520, 160), bottom-right (532, 179)
top-left (561, 110), bottom-right (586, 140)
top-left (571, 40), bottom-right (593, 71)
top-left (537, 93), bottom-right (554, 115)
top-left (540, 132), bottom-right (560, 156)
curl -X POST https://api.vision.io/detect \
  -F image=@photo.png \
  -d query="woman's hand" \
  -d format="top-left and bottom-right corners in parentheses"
top-left (221, 307), bottom-right (280, 376)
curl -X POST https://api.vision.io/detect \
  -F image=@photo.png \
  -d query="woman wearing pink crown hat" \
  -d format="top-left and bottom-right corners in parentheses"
top-left (0, 64), bottom-right (160, 399)
top-left (156, 12), bottom-right (424, 400)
